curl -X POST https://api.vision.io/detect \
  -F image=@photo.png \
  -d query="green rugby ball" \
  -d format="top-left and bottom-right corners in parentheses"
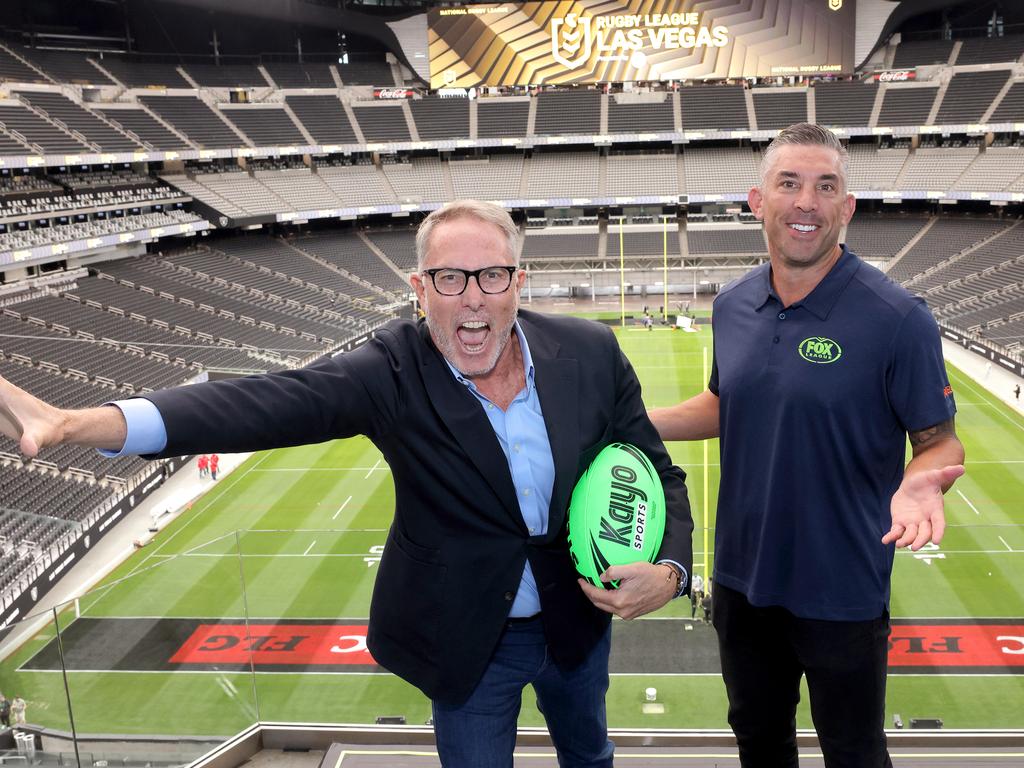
top-left (567, 443), bottom-right (666, 589)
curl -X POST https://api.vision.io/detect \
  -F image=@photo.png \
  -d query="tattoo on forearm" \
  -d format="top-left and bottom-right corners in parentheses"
top-left (908, 418), bottom-right (957, 447)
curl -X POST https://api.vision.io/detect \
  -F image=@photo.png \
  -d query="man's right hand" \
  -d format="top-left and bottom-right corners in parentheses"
top-left (0, 375), bottom-right (66, 457)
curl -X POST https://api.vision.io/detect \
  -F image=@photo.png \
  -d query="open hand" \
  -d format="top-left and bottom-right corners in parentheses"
top-left (882, 465), bottom-right (965, 550)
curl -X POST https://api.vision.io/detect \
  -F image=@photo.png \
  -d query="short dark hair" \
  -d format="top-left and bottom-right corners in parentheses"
top-left (760, 123), bottom-right (849, 190)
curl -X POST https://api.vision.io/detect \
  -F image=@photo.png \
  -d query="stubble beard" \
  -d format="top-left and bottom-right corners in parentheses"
top-left (426, 308), bottom-right (518, 378)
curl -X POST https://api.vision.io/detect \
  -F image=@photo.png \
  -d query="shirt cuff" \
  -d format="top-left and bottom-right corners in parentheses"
top-left (656, 559), bottom-right (689, 598)
top-left (96, 398), bottom-right (168, 458)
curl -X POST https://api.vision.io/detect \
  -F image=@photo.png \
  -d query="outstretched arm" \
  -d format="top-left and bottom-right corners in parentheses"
top-left (648, 389), bottom-right (720, 442)
top-left (882, 417), bottom-right (965, 550)
top-left (0, 375), bottom-right (127, 456)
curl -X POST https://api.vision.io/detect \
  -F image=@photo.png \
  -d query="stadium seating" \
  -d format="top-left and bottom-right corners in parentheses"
top-left (990, 81), bottom-right (1024, 123)
top-left (382, 156), bottom-right (446, 203)
top-left (221, 107), bottom-right (307, 146)
top-left (184, 62), bottom-right (268, 88)
top-left (96, 107), bottom-right (193, 150)
top-left (363, 227), bottom-right (417, 271)
top-left (288, 231), bottom-right (410, 295)
top-left (534, 90), bottom-right (602, 136)
top-left (284, 95), bottom-right (359, 144)
top-left (0, 103), bottom-right (92, 153)
top-left (409, 96), bottom-right (469, 140)
top-left (813, 81), bottom-right (879, 128)
top-left (522, 231), bottom-right (601, 260)
top-left (476, 99), bottom-right (530, 139)
top-left (525, 151), bottom-right (600, 197)
top-left (18, 48), bottom-right (113, 85)
top-left (877, 86), bottom-right (938, 126)
top-left (606, 151), bottom-right (679, 197)
top-left (15, 90), bottom-right (142, 152)
top-left (93, 56), bottom-right (190, 88)
top-left (892, 39), bottom-right (955, 68)
top-left (607, 95), bottom-right (675, 134)
top-left (890, 217), bottom-right (1009, 284)
top-left (935, 71), bottom-right (1011, 124)
top-left (449, 153), bottom-right (524, 201)
top-left (351, 103), bottom-right (411, 142)
top-left (752, 91), bottom-right (808, 130)
top-left (681, 146), bottom-right (760, 195)
top-left (335, 61), bottom-right (395, 86)
top-left (844, 215), bottom-right (929, 261)
top-left (138, 96), bottom-right (244, 149)
top-left (679, 85), bottom-right (748, 131)
top-left (846, 142), bottom-right (909, 190)
top-left (898, 147), bottom-right (977, 190)
top-left (955, 34), bottom-right (1024, 65)
top-left (688, 227), bottom-right (765, 255)
top-left (317, 161), bottom-right (397, 207)
top-left (263, 62), bottom-right (336, 88)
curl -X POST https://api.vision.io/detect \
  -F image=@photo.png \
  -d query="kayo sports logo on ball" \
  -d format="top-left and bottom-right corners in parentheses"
top-left (798, 337), bottom-right (842, 364)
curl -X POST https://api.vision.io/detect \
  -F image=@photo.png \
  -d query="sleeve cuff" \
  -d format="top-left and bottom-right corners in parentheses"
top-left (96, 398), bottom-right (168, 458)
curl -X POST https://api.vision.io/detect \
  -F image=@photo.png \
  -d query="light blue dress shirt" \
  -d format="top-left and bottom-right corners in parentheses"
top-left (443, 322), bottom-right (553, 618)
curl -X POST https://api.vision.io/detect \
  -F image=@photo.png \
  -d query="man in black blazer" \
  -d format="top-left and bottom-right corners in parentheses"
top-left (0, 200), bottom-right (693, 767)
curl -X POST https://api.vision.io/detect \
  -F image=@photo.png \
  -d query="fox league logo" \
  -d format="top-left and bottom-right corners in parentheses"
top-left (551, 13), bottom-right (593, 68)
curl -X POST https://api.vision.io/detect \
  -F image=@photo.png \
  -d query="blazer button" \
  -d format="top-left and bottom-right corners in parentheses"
top-left (503, 591), bottom-right (515, 601)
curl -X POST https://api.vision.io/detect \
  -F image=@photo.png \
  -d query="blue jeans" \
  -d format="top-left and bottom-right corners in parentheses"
top-left (432, 617), bottom-right (614, 768)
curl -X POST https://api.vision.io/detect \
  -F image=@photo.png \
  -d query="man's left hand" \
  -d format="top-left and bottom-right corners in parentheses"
top-left (578, 562), bottom-right (679, 620)
top-left (882, 464), bottom-right (965, 550)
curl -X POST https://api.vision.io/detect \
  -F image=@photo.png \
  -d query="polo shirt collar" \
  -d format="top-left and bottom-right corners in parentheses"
top-left (757, 245), bottom-right (860, 320)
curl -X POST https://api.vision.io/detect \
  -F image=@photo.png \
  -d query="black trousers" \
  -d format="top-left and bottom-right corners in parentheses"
top-left (713, 583), bottom-right (893, 768)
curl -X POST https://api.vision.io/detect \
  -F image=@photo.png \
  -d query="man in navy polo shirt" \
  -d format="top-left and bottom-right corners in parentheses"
top-left (651, 123), bottom-right (965, 768)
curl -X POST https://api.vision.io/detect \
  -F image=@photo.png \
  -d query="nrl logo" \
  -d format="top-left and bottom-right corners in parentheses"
top-left (828, 0), bottom-right (842, 9)
top-left (551, 13), bottom-right (593, 68)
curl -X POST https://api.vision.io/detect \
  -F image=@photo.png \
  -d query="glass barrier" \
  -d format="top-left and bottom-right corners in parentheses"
top-left (241, 528), bottom-right (432, 726)
top-left (47, 532), bottom-right (256, 766)
top-left (3, 512), bottom-right (1021, 768)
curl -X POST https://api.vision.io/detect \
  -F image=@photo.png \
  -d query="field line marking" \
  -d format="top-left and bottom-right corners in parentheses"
top-left (951, 374), bottom-right (1024, 435)
top-left (998, 536), bottom-right (1014, 552)
top-left (363, 458), bottom-right (382, 479)
top-left (253, 467), bottom-right (390, 472)
top-left (332, 495), bottom-right (352, 521)
top-left (956, 488), bottom-right (981, 516)
top-left (121, 450), bottom-right (273, 579)
top-left (303, 540), bottom-right (317, 557)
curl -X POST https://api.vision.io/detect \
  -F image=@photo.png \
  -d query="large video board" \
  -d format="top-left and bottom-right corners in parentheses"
top-left (428, 0), bottom-right (856, 88)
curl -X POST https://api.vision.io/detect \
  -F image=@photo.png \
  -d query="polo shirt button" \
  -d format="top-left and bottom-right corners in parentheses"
top-left (773, 336), bottom-right (780, 343)
top-left (504, 591), bottom-right (515, 601)
top-left (778, 312), bottom-right (786, 320)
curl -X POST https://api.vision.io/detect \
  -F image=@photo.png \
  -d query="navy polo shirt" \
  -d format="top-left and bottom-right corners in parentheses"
top-left (709, 246), bottom-right (956, 621)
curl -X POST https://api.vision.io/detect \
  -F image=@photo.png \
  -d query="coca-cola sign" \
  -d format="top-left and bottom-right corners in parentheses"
top-left (873, 69), bottom-right (916, 82)
top-left (374, 88), bottom-right (416, 99)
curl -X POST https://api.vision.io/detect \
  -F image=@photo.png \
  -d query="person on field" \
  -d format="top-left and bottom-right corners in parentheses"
top-left (0, 199), bottom-right (694, 768)
top-left (651, 124), bottom-right (964, 768)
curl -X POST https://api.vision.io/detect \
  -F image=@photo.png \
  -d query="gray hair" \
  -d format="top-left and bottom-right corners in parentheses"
top-left (415, 199), bottom-right (521, 270)
top-left (759, 123), bottom-right (849, 190)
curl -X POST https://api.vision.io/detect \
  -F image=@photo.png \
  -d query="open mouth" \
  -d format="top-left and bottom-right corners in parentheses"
top-left (456, 320), bottom-right (490, 353)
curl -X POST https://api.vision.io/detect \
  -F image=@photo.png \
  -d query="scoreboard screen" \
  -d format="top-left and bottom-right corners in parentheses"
top-left (428, 0), bottom-right (856, 88)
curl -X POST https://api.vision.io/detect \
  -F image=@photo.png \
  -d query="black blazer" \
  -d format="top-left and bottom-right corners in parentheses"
top-left (143, 309), bottom-right (693, 704)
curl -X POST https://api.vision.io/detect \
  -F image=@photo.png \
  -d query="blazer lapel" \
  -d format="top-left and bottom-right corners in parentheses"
top-left (416, 324), bottom-right (522, 524)
top-left (524, 320), bottom-right (580, 537)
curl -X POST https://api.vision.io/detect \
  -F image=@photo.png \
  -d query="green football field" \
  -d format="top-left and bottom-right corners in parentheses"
top-left (2, 323), bottom-right (1023, 740)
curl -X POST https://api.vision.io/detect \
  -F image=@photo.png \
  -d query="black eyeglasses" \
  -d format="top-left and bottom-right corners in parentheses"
top-left (422, 266), bottom-right (518, 296)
